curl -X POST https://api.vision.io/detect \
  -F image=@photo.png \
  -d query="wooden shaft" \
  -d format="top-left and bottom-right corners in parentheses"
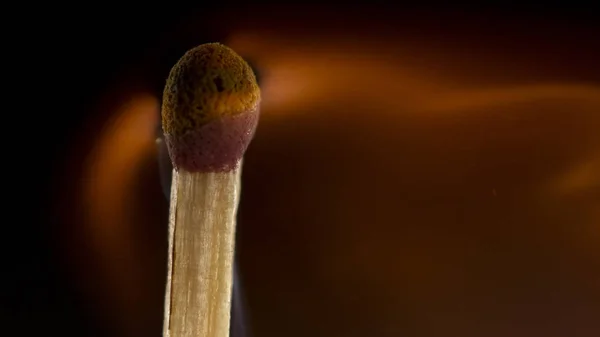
top-left (164, 167), bottom-right (242, 337)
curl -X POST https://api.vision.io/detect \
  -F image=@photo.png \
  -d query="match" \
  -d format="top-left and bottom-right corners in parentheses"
top-left (161, 43), bottom-right (260, 337)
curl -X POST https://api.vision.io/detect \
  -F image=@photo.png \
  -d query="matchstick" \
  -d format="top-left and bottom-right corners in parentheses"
top-left (161, 43), bottom-right (260, 337)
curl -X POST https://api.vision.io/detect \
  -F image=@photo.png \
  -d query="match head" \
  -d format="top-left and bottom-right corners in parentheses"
top-left (162, 43), bottom-right (260, 173)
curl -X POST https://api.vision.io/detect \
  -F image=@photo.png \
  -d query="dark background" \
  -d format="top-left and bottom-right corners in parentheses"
top-left (6, 2), bottom-right (600, 337)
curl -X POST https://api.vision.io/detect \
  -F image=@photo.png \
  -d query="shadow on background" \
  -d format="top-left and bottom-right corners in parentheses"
top-left (7, 3), bottom-right (600, 337)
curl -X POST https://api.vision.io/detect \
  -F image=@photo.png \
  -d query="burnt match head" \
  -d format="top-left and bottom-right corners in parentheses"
top-left (162, 43), bottom-right (261, 173)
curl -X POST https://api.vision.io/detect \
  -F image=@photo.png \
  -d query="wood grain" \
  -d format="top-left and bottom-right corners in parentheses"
top-left (164, 168), bottom-right (242, 337)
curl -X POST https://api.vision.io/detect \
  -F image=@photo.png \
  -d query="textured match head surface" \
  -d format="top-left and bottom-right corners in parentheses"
top-left (162, 43), bottom-right (261, 173)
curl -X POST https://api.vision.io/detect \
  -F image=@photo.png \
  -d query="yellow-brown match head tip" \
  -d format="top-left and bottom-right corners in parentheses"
top-left (161, 43), bottom-right (260, 136)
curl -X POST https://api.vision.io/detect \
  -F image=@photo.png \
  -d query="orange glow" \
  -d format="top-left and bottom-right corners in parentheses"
top-left (227, 33), bottom-right (600, 120)
top-left (84, 94), bottom-right (158, 249)
top-left (64, 26), bottom-right (600, 337)
top-left (81, 94), bottom-right (160, 335)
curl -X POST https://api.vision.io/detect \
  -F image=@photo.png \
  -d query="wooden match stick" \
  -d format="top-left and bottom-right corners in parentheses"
top-left (161, 43), bottom-right (260, 337)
